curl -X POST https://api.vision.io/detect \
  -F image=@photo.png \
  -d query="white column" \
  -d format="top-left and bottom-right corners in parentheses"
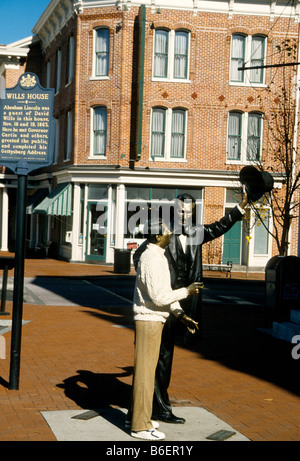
top-left (71, 183), bottom-right (81, 261)
top-left (115, 184), bottom-right (125, 249)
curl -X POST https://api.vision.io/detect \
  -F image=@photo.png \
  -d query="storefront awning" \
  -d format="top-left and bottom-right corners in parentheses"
top-left (33, 183), bottom-right (72, 216)
top-left (26, 188), bottom-right (49, 214)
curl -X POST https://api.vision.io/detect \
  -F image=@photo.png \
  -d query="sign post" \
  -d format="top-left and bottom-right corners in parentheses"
top-left (0, 73), bottom-right (55, 390)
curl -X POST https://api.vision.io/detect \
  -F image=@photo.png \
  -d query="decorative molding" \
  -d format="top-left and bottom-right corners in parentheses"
top-left (26, 0), bottom-right (300, 50)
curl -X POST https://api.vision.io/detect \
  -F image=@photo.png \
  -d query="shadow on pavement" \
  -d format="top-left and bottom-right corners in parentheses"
top-left (56, 367), bottom-right (133, 412)
top-left (27, 274), bottom-right (299, 400)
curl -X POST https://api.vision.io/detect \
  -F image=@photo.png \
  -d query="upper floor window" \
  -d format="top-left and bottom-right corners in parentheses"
top-left (46, 61), bottom-right (51, 88)
top-left (67, 36), bottom-right (75, 85)
top-left (55, 48), bottom-right (62, 93)
top-left (153, 29), bottom-right (190, 80)
top-left (230, 34), bottom-right (266, 85)
top-left (227, 111), bottom-right (263, 162)
top-left (95, 28), bottom-right (110, 77)
top-left (54, 118), bottom-right (60, 163)
top-left (151, 107), bottom-right (187, 160)
top-left (92, 106), bottom-right (107, 156)
top-left (65, 110), bottom-right (72, 161)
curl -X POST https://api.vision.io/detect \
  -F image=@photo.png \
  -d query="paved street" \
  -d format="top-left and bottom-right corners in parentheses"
top-left (0, 256), bottom-right (299, 442)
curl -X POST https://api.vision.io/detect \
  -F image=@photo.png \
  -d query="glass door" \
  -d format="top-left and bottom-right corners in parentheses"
top-left (86, 202), bottom-right (107, 261)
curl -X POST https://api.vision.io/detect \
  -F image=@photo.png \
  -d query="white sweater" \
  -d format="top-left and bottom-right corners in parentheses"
top-left (133, 243), bottom-right (188, 322)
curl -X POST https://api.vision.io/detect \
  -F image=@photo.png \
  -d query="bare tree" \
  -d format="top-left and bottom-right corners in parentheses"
top-left (254, 38), bottom-right (300, 256)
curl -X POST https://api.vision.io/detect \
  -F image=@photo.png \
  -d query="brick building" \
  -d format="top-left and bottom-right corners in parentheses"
top-left (0, 0), bottom-right (299, 269)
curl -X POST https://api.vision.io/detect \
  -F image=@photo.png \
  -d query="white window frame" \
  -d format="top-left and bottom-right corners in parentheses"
top-left (89, 106), bottom-right (107, 158)
top-left (150, 107), bottom-right (188, 162)
top-left (91, 27), bottom-right (110, 80)
top-left (230, 34), bottom-right (267, 87)
top-left (226, 111), bottom-right (263, 164)
top-left (152, 29), bottom-right (191, 82)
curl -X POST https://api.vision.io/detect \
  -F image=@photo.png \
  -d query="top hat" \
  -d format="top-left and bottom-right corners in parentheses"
top-left (239, 166), bottom-right (274, 202)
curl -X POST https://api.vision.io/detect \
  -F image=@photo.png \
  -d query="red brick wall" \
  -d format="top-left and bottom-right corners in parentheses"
top-left (5, 4), bottom-right (299, 262)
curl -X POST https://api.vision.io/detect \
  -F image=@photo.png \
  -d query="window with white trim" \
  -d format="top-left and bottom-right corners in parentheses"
top-left (227, 111), bottom-right (263, 162)
top-left (254, 209), bottom-right (270, 255)
top-left (230, 34), bottom-right (266, 85)
top-left (151, 107), bottom-right (187, 160)
top-left (153, 29), bottom-right (190, 81)
top-left (91, 106), bottom-right (107, 156)
top-left (94, 28), bottom-right (110, 77)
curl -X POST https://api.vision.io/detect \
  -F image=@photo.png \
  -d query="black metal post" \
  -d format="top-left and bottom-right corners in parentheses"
top-left (0, 265), bottom-right (10, 315)
top-left (9, 174), bottom-right (27, 390)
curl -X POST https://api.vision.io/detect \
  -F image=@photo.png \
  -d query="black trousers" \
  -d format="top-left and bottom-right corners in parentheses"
top-left (151, 296), bottom-right (202, 417)
top-left (152, 314), bottom-right (179, 416)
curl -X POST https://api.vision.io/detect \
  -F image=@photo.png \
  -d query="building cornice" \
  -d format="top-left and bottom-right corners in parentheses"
top-left (0, 36), bottom-right (37, 67)
top-left (32, 0), bottom-right (300, 50)
top-left (51, 165), bottom-right (284, 189)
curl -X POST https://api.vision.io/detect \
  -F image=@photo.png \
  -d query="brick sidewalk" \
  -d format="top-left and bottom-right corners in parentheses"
top-left (0, 255), bottom-right (299, 441)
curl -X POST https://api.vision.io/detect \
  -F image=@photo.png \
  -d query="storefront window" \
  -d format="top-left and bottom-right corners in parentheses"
top-left (124, 186), bottom-right (203, 240)
top-left (61, 215), bottom-right (73, 246)
top-left (254, 210), bottom-right (269, 254)
top-left (88, 184), bottom-right (108, 200)
top-left (226, 188), bottom-right (243, 203)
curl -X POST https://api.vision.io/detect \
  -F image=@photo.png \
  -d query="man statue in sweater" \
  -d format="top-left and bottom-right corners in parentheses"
top-left (133, 192), bottom-right (248, 424)
top-left (128, 218), bottom-right (200, 440)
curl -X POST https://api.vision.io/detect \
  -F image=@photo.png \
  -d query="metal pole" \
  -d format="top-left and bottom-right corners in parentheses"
top-left (239, 62), bottom-right (300, 71)
top-left (0, 265), bottom-right (10, 315)
top-left (9, 174), bottom-right (27, 390)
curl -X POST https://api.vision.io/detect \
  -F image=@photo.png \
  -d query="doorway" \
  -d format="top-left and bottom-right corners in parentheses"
top-left (222, 208), bottom-right (242, 264)
top-left (86, 202), bottom-right (107, 262)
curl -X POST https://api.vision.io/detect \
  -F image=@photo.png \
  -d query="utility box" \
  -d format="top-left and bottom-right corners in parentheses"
top-left (265, 255), bottom-right (300, 324)
top-left (114, 249), bottom-right (132, 274)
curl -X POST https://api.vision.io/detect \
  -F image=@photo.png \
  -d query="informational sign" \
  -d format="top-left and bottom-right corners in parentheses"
top-left (0, 73), bottom-right (55, 390)
top-left (0, 72), bottom-right (55, 175)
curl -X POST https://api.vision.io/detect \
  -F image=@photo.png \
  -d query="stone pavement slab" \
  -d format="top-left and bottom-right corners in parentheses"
top-left (41, 406), bottom-right (249, 441)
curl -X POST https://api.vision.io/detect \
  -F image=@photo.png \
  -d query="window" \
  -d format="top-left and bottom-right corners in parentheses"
top-left (151, 107), bottom-right (187, 160)
top-left (153, 29), bottom-right (190, 80)
top-left (174, 31), bottom-right (189, 79)
top-left (151, 108), bottom-right (165, 157)
top-left (55, 49), bottom-right (62, 93)
top-left (54, 118), bottom-right (60, 163)
top-left (125, 186), bottom-right (203, 239)
top-left (154, 30), bottom-right (168, 78)
top-left (67, 36), bottom-right (75, 84)
top-left (95, 28), bottom-right (110, 77)
top-left (46, 61), bottom-right (51, 88)
top-left (227, 112), bottom-right (242, 160)
top-left (247, 113), bottom-right (262, 161)
top-left (254, 210), bottom-right (270, 255)
top-left (65, 110), bottom-right (72, 161)
top-left (171, 109), bottom-right (186, 157)
top-left (227, 111), bottom-right (263, 162)
top-left (92, 106), bottom-right (107, 156)
top-left (230, 34), bottom-right (266, 85)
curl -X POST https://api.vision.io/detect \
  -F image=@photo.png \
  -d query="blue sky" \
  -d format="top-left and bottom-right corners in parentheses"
top-left (0, 0), bottom-right (50, 45)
